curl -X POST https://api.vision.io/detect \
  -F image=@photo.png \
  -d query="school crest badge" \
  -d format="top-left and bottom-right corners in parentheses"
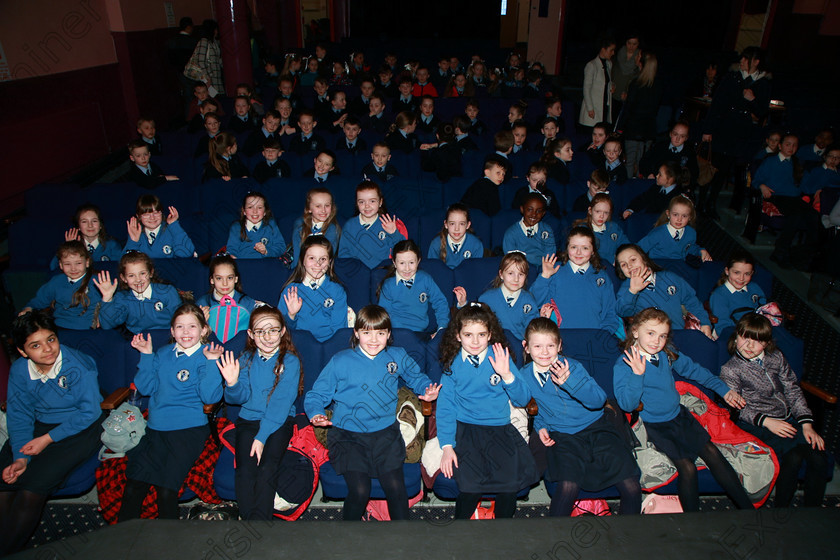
top-left (163, 245), bottom-right (172, 255)
top-left (419, 292), bottom-right (428, 303)
top-left (154, 301), bottom-right (164, 311)
top-left (667, 285), bottom-right (677, 296)
top-left (324, 298), bottom-right (334, 308)
top-left (177, 369), bottom-right (190, 382)
top-left (387, 361), bottom-right (398, 375)
top-left (489, 373), bottom-right (502, 386)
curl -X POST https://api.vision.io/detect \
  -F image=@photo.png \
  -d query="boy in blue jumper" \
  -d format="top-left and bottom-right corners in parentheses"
top-left (502, 193), bottom-right (556, 266)
top-left (22, 241), bottom-right (101, 330)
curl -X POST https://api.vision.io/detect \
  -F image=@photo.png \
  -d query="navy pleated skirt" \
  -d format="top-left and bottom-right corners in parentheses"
top-left (125, 424), bottom-right (209, 490)
top-left (454, 421), bottom-right (537, 494)
top-left (327, 422), bottom-right (405, 477)
top-left (644, 405), bottom-right (710, 462)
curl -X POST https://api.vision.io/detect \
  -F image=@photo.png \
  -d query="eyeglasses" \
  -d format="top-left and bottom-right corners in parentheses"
top-left (252, 328), bottom-right (283, 338)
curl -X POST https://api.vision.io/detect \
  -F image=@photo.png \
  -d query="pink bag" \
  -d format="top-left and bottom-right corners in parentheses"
top-left (756, 302), bottom-right (784, 326)
top-left (571, 499), bottom-right (611, 517)
top-left (364, 490), bottom-right (424, 521)
top-left (641, 494), bottom-right (683, 514)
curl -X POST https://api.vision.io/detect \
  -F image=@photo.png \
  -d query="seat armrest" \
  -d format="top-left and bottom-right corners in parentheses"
top-left (101, 387), bottom-right (131, 410)
top-left (801, 381), bottom-right (837, 404)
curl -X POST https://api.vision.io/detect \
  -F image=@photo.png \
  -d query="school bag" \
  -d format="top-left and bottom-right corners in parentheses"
top-left (218, 414), bottom-right (329, 521)
top-left (208, 294), bottom-right (251, 343)
top-left (99, 402), bottom-right (147, 460)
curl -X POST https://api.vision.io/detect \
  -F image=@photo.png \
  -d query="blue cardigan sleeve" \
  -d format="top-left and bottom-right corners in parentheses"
top-left (98, 294), bottom-right (129, 330)
top-left (223, 356), bottom-right (251, 404)
top-left (255, 354), bottom-right (300, 443)
top-left (426, 275), bottom-right (450, 330)
top-left (304, 357), bottom-right (338, 418)
top-left (167, 221), bottom-right (196, 257)
top-left (678, 276), bottom-right (711, 325)
top-left (671, 353), bottom-right (730, 397)
top-left (225, 222), bottom-right (251, 257)
top-left (436, 370), bottom-right (458, 448)
top-left (504, 360), bottom-right (530, 407)
top-left (562, 360), bottom-right (607, 409)
top-left (197, 353), bottom-right (224, 404)
top-left (6, 365), bottom-right (36, 461)
top-left (134, 352), bottom-right (161, 396)
top-left (613, 358), bottom-right (645, 412)
top-left (26, 277), bottom-right (59, 310)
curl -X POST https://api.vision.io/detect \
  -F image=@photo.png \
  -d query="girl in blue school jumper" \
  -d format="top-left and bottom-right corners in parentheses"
top-left (123, 194), bottom-right (196, 258)
top-left (118, 303), bottom-right (224, 521)
top-left (708, 251), bottom-right (767, 334)
top-left (800, 144), bottom-right (840, 195)
top-left (196, 255), bottom-right (259, 342)
top-left (426, 203), bottom-right (484, 268)
top-left (94, 251), bottom-right (182, 334)
top-left (615, 244), bottom-right (715, 340)
top-left (289, 187), bottom-right (342, 267)
top-left (305, 305), bottom-right (440, 520)
top-left (637, 195), bottom-right (712, 262)
top-left (0, 311), bottom-right (104, 555)
top-left (613, 307), bottom-right (753, 512)
top-left (475, 251), bottom-right (539, 340)
top-left (531, 227), bottom-right (622, 336)
top-left (50, 204), bottom-right (123, 270)
top-left (573, 193), bottom-right (629, 266)
top-left (278, 236), bottom-right (349, 342)
top-left (22, 241), bottom-right (102, 330)
top-left (225, 191), bottom-right (286, 258)
top-left (502, 193), bottom-right (557, 266)
top-left (376, 240), bottom-right (450, 336)
top-left (217, 306), bottom-right (301, 520)
top-left (521, 318), bottom-right (641, 516)
top-left (337, 181), bottom-right (407, 269)
top-left (437, 303), bottom-right (537, 519)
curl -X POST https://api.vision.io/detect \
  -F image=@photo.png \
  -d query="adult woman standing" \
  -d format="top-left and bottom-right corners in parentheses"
top-left (621, 51), bottom-right (662, 177)
top-left (612, 34), bottom-right (641, 116)
top-left (579, 37), bottom-right (616, 129)
top-left (701, 47), bottom-right (770, 217)
top-left (186, 19), bottom-right (225, 96)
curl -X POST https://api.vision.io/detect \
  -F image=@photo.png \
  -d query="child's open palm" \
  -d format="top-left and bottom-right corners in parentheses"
top-left (283, 286), bottom-right (303, 318)
top-left (126, 217), bottom-right (143, 242)
top-left (380, 214), bottom-right (397, 235)
top-left (217, 350), bottom-right (240, 386)
top-left (452, 286), bottom-right (468, 307)
top-left (166, 206), bottom-right (179, 225)
top-left (541, 254), bottom-right (560, 278)
top-left (418, 383), bottom-right (441, 402)
top-left (203, 342), bottom-right (224, 360)
top-left (93, 270), bottom-right (118, 301)
top-left (131, 333), bottom-right (153, 354)
top-left (628, 267), bottom-right (651, 294)
top-left (487, 342), bottom-right (514, 383)
top-left (622, 346), bottom-right (646, 376)
top-left (549, 358), bottom-right (571, 385)
top-left (64, 228), bottom-right (80, 242)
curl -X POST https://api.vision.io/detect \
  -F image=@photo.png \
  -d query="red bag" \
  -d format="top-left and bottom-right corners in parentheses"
top-left (571, 499), bottom-right (611, 517)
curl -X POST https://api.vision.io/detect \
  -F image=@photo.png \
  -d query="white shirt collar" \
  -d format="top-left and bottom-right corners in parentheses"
top-left (146, 225), bottom-right (162, 244)
top-left (814, 145), bottom-right (823, 156)
top-left (246, 220), bottom-right (263, 232)
top-left (213, 289), bottom-right (236, 301)
top-left (750, 351), bottom-right (766, 363)
top-left (84, 238), bottom-right (100, 250)
top-left (666, 224), bottom-right (684, 238)
top-left (500, 285), bottom-right (520, 304)
top-left (446, 234), bottom-right (465, 251)
top-left (634, 344), bottom-right (658, 363)
top-left (645, 271), bottom-right (656, 287)
top-left (778, 152), bottom-right (790, 162)
top-left (359, 346), bottom-right (378, 360)
top-left (591, 222), bottom-right (606, 233)
top-left (460, 347), bottom-right (488, 365)
top-left (395, 273), bottom-right (416, 285)
top-left (358, 214), bottom-right (378, 227)
top-left (519, 219), bottom-right (539, 236)
top-left (669, 143), bottom-right (683, 153)
top-left (175, 342), bottom-right (202, 357)
top-left (569, 262), bottom-right (590, 274)
top-left (133, 285), bottom-right (153, 301)
top-left (724, 280), bottom-right (748, 294)
top-left (67, 273), bottom-right (86, 284)
top-left (28, 350), bottom-right (62, 383)
top-left (304, 275), bottom-right (325, 289)
top-left (258, 348), bottom-right (279, 361)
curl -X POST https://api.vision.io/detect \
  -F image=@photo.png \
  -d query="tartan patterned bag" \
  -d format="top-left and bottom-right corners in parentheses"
top-left (95, 418), bottom-right (229, 523)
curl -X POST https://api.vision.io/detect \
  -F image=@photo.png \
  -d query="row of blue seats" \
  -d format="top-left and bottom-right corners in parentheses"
top-left (13, 178), bottom-right (656, 269)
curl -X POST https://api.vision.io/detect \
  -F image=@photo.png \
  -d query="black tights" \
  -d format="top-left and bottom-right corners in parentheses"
top-left (774, 444), bottom-right (828, 508)
top-left (549, 476), bottom-right (642, 517)
top-left (0, 489), bottom-right (47, 555)
top-left (343, 468), bottom-right (408, 521)
top-left (673, 442), bottom-right (753, 512)
top-left (455, 492), bottom-right (518, 519)
top-left (118, 479), bottom-right (180, 521)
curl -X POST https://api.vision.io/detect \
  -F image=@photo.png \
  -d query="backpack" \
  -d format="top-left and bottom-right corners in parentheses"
top-left (99, 402), bottom-right (147, 460)
top-left (208, 295), bottom-right (251, 343)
